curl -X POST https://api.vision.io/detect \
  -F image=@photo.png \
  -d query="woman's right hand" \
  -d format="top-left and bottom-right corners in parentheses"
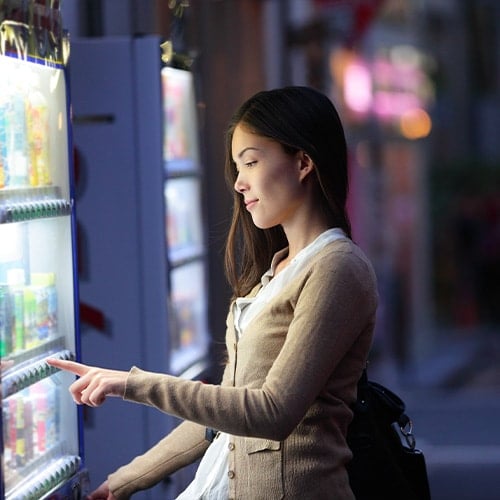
top-left (46, 358), bottom-right (127, 407)
top-left (87, 480), bottom-right (116, 500)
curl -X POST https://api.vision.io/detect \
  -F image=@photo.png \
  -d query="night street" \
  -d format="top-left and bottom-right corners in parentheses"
top-left (410, 388), bottom-right (500, 500)
top-left (373, 341), bottom-right (500, 500)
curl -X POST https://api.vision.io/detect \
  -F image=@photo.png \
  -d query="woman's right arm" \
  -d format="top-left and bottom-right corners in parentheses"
top-left (108, 360), bottom-right (232, 499)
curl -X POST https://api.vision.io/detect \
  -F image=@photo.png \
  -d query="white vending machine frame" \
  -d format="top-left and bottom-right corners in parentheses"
top-left (69, 36), bottom-right (210, 498)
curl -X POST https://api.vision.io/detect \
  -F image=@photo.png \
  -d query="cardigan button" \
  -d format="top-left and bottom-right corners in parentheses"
top-left (228, 442), bottom-right (235, 451)
top-left (228, 470), bottom-right (235, 479)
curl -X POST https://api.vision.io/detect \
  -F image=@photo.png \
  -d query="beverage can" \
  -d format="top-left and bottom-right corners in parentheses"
top-left (8, 397), bottom-right (17, 468)
top-left (12, 288), bottom-right (25, 352)
top-left (0, 285), bottom-right (13, 357)
top-left (23, 287), bottom-right (37, 349)
top-left (14, 395), bottom-right (26, 467)
top-left (0, 82), bottom-right (9, 188)
top-left (24, 397), bottom-right (34, 462)
top-left (31, 382), bottom-right (47, 455)
top-left (2, 399), bottom-right (12, 467)
top-left (44, 379), bottom-right (59, 449)
top-left (33, 284), bottom-right (49, 341)
top-left (5, 92), bottom-right (29, 187)
top-left (38, 272), bottom-right (58, 336)
top-left (31, 272), bottom-right (55, 338)
top-left (27, 83), bottom-right (50, 186)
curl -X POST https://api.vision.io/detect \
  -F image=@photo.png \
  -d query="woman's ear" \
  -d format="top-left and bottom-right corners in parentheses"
top-left (297, 151), bottom-right (315, 182)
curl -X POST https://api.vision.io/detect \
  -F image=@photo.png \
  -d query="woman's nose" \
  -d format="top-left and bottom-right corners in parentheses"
top-left (234, 173), bottom-right (247, 193)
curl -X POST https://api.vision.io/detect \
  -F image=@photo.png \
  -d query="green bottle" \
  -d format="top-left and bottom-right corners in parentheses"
top-left (0, 285), bottom-right (13, 357)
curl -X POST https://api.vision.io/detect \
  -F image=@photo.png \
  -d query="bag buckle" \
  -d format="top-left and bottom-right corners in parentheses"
top-left (400, 418), bottom-right (416, 450)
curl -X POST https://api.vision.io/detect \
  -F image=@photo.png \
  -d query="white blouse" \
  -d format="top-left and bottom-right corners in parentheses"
top-left (175, 228), bottom-right (347, 500)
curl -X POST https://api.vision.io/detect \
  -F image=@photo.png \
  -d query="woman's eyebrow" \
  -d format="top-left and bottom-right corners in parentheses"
top-left (237, 146), bottom-right (260, 159)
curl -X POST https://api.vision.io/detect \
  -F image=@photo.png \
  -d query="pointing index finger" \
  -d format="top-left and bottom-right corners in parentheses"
top-left (47, 358), bottom-right (90, 376)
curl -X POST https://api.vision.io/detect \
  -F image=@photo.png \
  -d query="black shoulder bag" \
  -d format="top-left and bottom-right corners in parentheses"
top-left (346, 369), bottom-right (432, 500)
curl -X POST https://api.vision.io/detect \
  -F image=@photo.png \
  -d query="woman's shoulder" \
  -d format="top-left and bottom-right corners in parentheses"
top-left (315, 237), bottom-right (372, 264)
top-left (309, 238), bottom-right (377, 284)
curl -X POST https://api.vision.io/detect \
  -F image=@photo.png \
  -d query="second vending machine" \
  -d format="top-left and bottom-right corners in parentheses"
top-left (69, 36), bottom-right (210, 498)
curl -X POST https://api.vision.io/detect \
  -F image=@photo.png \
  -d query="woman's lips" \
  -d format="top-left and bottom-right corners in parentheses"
top-left (245, 199), bottom-right (258, 210)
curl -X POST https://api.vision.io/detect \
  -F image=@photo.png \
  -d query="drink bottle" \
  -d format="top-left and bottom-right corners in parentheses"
top-left (5, 85), bottom-right (29, 187)
top-left (0, 80), bottom-right (10, 188)
top-left (26, 76), bottom-right (50, 186)
top-left (0, 285), bottom-right (13, 357)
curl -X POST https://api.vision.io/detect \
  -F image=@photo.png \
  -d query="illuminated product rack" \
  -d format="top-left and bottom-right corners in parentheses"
top-left (1, 2), bottom-right (89, 499)
top-left (0, 187), bottom-right (71, 223)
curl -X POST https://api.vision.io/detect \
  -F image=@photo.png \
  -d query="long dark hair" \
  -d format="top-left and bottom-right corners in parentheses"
top-left (224, 86), bottom-right (351, 298)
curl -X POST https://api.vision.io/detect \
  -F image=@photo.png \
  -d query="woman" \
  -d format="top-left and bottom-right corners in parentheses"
top-left (49, 86), bottom-right (378, 499)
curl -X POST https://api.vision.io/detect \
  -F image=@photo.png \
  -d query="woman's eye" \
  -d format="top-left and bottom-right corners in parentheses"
top-left (245, 161), bottom-right (257, 168)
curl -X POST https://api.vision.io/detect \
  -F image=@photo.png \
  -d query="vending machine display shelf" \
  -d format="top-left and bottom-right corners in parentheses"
top-left (164, 158), bottom-right (200, 176)
top-left (0, 199), bottom-right (71, 224)
top-left (2, 335), bottom-right (66, 375)
top-left (0, 186), bottom-right (71, 223)
top-left (2, 347), bottom-right (73, 397)
top-left (168, 246), bottom-right (206, 268)
top-left (5, 454), bottom-right (82, 500)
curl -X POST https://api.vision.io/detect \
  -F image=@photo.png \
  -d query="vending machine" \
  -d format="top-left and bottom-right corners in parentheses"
top-left (0, 1), bottom-right (89, 499)
top-left (68, 36), bottom-right (210, 497)
top-left (162, 64), bottom-right (209, 376)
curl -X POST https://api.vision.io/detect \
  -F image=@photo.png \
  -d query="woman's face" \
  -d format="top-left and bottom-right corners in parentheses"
top-left (231, 124), bottom-right (310, 230)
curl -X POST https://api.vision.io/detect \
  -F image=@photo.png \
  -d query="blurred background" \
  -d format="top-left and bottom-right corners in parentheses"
top-left (60, 1), bottom-right (500, 499)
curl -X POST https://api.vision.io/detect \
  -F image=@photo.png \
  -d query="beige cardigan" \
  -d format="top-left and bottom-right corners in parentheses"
top-left (108, 239), bottom-right (378, 499)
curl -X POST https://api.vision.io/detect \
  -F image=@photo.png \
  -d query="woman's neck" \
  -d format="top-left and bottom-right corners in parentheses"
top-left (283, 223), bottom-right (330, 261)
